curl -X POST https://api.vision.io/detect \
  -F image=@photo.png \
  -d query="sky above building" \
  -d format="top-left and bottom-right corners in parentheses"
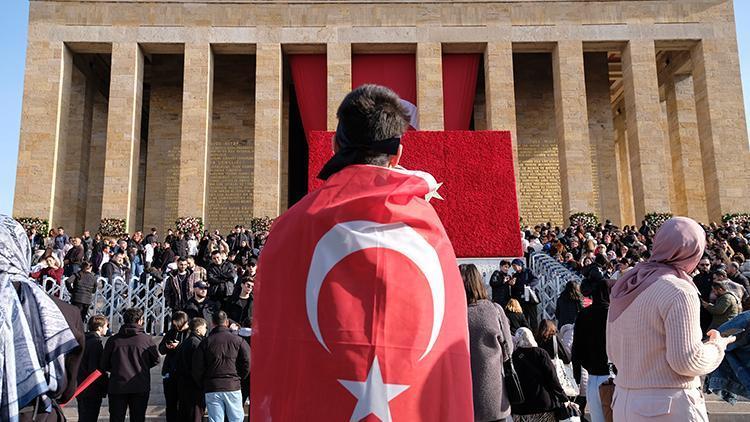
top-left (1, 1), bottom-right (749, 217)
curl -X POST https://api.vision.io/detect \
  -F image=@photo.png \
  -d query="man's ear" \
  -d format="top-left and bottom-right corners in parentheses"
top-left (389, 144), bottom-right (403, 168)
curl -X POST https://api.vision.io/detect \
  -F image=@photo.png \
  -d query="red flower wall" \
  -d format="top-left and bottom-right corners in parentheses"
top-left (307, 131), bottom-right (522, 258)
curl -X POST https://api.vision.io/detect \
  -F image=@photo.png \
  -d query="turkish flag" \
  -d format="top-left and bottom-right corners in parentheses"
top-left (251, 164), bottom-right (473, 421)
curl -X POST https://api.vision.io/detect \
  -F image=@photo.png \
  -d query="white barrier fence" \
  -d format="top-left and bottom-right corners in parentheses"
top-left (42, 275), bottom-right (169, 335)
top-left (529, 253), bottom-right (583, 322)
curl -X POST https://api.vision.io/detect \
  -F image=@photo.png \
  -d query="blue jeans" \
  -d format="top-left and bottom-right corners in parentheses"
top-left (587, 374), bottom-right (610, 422)
top-left (205, 390), bottom-right (243, 422)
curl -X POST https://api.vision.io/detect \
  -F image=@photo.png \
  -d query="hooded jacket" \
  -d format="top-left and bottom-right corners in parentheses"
top-left (100, 323), bottom-right (160, 394)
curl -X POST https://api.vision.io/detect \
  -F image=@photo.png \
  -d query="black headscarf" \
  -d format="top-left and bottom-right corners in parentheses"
top-left (317, 122), bottom-right (401, 180)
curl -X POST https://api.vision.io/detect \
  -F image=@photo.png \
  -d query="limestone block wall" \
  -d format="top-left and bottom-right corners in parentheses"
top-left (143, 55), bottom-right (184, 232)
top-left (514, 53), bottom-right (563, 225)
top-left (206, 55), bottom-right (255, 232)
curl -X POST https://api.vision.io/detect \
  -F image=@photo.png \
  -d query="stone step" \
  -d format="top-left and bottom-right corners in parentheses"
top-left (61, 398), bottom-right (749, 421)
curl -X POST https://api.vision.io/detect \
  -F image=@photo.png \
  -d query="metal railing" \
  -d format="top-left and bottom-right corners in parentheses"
top-left (42, 275), bottom-right (169, 335)
top-left (529, 252), bottom-right (583, 322)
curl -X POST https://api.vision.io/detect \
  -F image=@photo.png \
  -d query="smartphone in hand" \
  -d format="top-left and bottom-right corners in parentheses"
top-left (720, 328), bottom-right (746, 338)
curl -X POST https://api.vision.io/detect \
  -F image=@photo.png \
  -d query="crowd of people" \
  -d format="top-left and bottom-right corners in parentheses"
top-left (464, 217), bottom-right (750, 421)
top-left (18, 223), bottom-right (263, 422)
top-left (6, 82), bottom-right (749, 422)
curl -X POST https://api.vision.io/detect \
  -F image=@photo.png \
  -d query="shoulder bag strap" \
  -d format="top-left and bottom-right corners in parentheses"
top-left (496, 305), bottom-right (512, 361)
top-left (552, 336), bottom-right (559, 359)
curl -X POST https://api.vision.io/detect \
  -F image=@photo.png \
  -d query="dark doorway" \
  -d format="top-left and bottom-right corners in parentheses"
top-left (287, 85), bottom-right (308, 206)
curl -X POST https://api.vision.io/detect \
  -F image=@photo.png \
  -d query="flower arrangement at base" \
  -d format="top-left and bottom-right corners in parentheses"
top-left (644, 212), bottom-right (673, 229)
top-left (99, 218), bottom-right (127, 238)
top-left (569, 212), bottom-right (599, 227)
top-left (722, 213), bottom-right (750, 225)
top-left (175, 216), bottom-right (204, 233)
top-left (15, 217), bottom-right (49, 235)
top-left (251, 216), bottom-right (275, 234)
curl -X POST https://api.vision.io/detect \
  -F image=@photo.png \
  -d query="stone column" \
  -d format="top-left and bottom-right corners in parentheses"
top-left (613, 110), bottom-right (636, 226)
top-left (56, 66), bottom-right (95, 233)
top-left (84, 93), bottom-right (109, 231)
top-left (692, 38), bottom-right (750, 222)
top-left (484, 41), bottom-right (518, 187)
top-left (13, 41), bottom-right (72, 225)
top-left (101, 42), bottom-right (144, 232)
top-left (253, 43), bottom-right (283, 218)
top-left (416, 42), bottom-right (444, 130)
top-left (552, 40), bottom-right (595, 219)
top-left (664, 74), bottom-right (708, 222)
top-left (621, 39), bottom-right (670, 222)
top-left (327, 43), bottom-right (351, 130)
top-left (178, 43), bottom-right (214, 222)
top-left (585, 52), bottom-right (620, 224)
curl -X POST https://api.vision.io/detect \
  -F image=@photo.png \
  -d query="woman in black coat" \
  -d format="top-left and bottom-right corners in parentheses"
top-left (555, 281), bottom-right (583, 327)
top-left (535, 319), bottom-right (571, 364)
top-left (504, 298), bottom-right (530, 335)
top-left (511, 328), bottom-right (569, 421)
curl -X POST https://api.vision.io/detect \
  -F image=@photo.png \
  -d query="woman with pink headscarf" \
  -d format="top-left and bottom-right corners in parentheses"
top-left (607, 217), bottom-right (735, 421)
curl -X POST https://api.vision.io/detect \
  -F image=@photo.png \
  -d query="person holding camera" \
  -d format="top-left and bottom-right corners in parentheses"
top-left (489, 260), bottom-right (513, 307)
top-left (510, 258), bottom-right (540, 331)
top-left (158, 311), bottom-right (191, 422)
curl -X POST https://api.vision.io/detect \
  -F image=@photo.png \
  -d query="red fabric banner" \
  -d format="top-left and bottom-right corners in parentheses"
top-left (289, 54), bottom-right (327, 137)
top-left (442, 54), bottom-right (481, 130)
top-left (352, 54), bottom-right (417, 104)
top-left (252, 164), bottom-right (474, 420)
top-left (307, 131), bottom-right (522, 258)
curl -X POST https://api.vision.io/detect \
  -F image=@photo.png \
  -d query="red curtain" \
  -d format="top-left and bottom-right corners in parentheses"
top-left (442, 54), bottom-right (480, 130)
top-left (352, 54), bottom-right (417, 104)
top-left (289, 54), bottom-right (327, 138)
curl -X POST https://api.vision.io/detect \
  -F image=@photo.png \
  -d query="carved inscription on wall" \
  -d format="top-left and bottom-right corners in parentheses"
top-left (206, 55), bottom-right (256, 232)
top-left (514, 53), bottom-right (563, 225)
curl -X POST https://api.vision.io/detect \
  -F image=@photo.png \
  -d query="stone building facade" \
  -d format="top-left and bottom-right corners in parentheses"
top-left (13, 0), bottom-right (750, 233)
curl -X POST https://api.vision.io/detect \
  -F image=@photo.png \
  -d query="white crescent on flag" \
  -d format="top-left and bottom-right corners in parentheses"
top-left (305, 220), bottom-right (445, 361)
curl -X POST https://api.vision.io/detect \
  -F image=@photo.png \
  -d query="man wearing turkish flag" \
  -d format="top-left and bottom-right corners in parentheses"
top-left (251, 85), bottom-right (473, 421)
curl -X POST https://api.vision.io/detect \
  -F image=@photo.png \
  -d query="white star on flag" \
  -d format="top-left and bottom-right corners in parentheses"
top-left (338, 356), bottom-right (409, 422)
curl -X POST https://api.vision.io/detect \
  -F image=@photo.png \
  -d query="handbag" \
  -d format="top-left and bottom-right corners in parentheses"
top-left (503, 356), bottom-right (525, 405)
top-left (524, 285), bottom-right (540, 305)
top-left (553, 401), bottom-right (581, 422)
top-left (497, 304), bottom-right (525, 405)
top-left (552, 339), bottom-right (579, 397)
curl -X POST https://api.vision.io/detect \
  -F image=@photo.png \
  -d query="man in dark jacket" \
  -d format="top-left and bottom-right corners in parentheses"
top-left (694, 257), bottom-right (714, 333)
top-left (178, 317), bottom-right (208, 422)
top-left (66, 261), bottom-right (98, 321)
top-left (206, 250), bottom-right (237, 300)
top-left (488, 260), bottom-right (512, 306)
top-left (158, 311), bottom-right (190, 422)
top-left (64, 237), bottom-right (85, 276)
top-left (222, 277), bottom-right (254, 328)
top-left (100, 308), bottom-right (160, 422)
top-left (77, 315), bottom-right (109, 422)
top-left (164, 258), bottom-right (197, 310)
top-left (172, 231), bottom-right (189, 260)
top-left (510, 258), bottom-right (540, 331)
top-left (193, 311), bottom-right (251, 422)
top-left (184, 281), bottom-right (220, 329)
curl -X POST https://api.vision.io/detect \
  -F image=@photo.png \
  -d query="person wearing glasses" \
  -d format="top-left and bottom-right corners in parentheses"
top-left (222, 275), bottom-right (254, 329)
top-left (693, 257), bottom-right (713, 334)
